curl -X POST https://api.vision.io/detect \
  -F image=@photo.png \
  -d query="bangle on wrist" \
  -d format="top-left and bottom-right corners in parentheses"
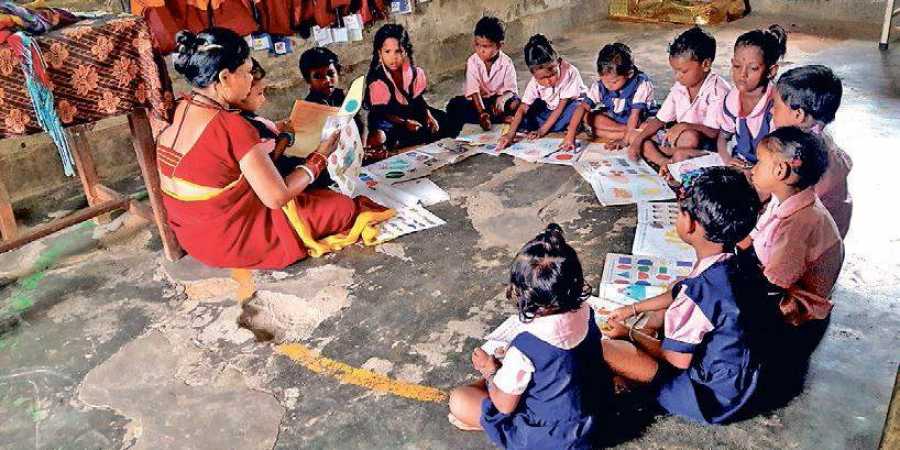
top-left (296, 165), bottom-right (316, 182)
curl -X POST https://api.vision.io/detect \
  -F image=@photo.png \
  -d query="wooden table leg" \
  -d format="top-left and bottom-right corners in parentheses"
top-left (0, 174), bottom-right (17, 241)
top-left (128, 109), bottom-right (183, 261)
top-left (70, 125), bottom-right (111, 225)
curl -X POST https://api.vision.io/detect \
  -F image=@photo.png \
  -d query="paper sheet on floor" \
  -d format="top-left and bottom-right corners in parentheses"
top-left (501, 138), bottom-right (567, 162)
top-left (633, 202), bottom-right (695, 261)
top-left (363, 149), bottom-right (440, 184)
top-left (393, 178), bottom-right (450, 206)
top-left (375, 203), bottom-right (446, 243)
top-left (417, 139), bottom-right (481, 167)
top-left (455, 125), bottom-right (504, 146)
top-left (666, 152), bottom-right (725, 182)
top-left (574, 150), bottom-right (675, 205)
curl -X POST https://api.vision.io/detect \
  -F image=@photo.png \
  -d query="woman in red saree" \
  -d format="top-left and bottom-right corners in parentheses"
top-left (157, 28), bottom-right (392, 270)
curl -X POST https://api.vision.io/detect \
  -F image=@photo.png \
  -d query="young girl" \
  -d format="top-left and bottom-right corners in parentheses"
top-left (703, 25), bottom-right (787, 165)
top-left (364, 24), bottom-right (450, 163)
top-left (628, 27), bottom-right (730, 168)
top-left (603, 166), bottom-right (774, 425)
top-left (748, 127), bottom-right (843, 325)
top-left (448, 224), bottom-right (613, 449)
top-left (772, 65), bottom-right (852, 238)
top-left (586, 43), bottom-right (656, 143)
top-left (498, 34), bottom-right (588, 152)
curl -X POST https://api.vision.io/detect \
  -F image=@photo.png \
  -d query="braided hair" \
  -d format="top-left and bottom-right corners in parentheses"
top-left (759, 126), bottom-right (829, 190)
top-left (364, 24), bottom-right (415, 108)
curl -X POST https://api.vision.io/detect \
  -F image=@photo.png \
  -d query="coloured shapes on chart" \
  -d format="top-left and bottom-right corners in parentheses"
top-left (601, 253), bottom-right (694, 289)
top-left (576, 155), bottom-right (675, 206)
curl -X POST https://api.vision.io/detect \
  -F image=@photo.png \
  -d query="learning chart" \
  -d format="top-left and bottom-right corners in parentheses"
top-left (575, 150), bottom-right (675, 205)
top-left (597, 253), bottom-right (694, 306)
top-left (667, 152), bottom-right (725, 182)
top-left (376, 203), bottom-right (446, 243)
top-left (364, 150), bottom-right (440, 184)
top-left (632, 202), bottom-right (695, 261)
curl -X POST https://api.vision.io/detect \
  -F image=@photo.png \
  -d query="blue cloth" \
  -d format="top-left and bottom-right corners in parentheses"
top-left (589, 72), bottom-right (656, 124)
top-left (655, 256), bottom-right (773, 425)
top-left (723, 100), bottom-right (773, 164)
top-left (480, 310), bottom-right (614, 450)
top-left (519, 97), bottom-right (586, 133)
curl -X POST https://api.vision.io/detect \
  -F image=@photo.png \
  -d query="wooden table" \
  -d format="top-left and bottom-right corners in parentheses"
top-left (0, 14), bottom-right (182, 260)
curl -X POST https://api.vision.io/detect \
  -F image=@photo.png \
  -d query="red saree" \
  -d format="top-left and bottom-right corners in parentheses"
top-left (157, 101), bottom-right (392, 269)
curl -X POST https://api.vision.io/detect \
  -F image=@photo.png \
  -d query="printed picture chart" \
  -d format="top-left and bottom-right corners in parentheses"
top-left (286, 76), bottom-right (365, 157)
top-left (417, 139), bottom-right (481, 167)
top-left (598, 253), bottom-right (694, 305)
top-left (455, 125), bottom-right (504, 146)
top-left (376, 203), bottom-right (446, 243)
top-left (637, 202), bottom-right (679, 225)
top-left (538, 141), bottom-right (585, 166)
top-left (325, 117), bottom-right (363, 196)
top-left (364, 150), bottom-right (438, 184)
top-left (500, 138), bottom-right (566, 162)
top-left (575, 151), bottom-right (676, 205)
top-left (633, 202), bottom-right (695, 261)
top-left (667, 152), bottom-right (725, 182)
top-left (480, 314), bottom-right (522, 357)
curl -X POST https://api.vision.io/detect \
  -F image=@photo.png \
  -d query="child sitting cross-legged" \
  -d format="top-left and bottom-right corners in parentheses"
top-left (498, 34), bottom-right (588, 152)
top-left (448, 223), bottom-right (614, 449)
top-left (445, 16), bottom-right (520, 135)
top-left (602, 166), bottom-right (776, 425)
top-left (585, 43), bottom-right (656, 145)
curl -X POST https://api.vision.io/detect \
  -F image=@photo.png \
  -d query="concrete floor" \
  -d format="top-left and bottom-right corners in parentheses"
top-left (2, 14), bottom-right (899, 450)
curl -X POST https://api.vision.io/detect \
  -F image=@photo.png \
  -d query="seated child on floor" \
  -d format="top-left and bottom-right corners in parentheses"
top-left (702, 25), bottom-right (788, 165)
top-left (446, 16), bottom-right (520, 134)
top-left (772, 65), bottom-right (852, 238)
top-left (748, 127), bottom-right (843, 325)
top-left (448, 224), bottom-right (613, 449)
top-left (603, 166), bottom-right (773, 425)
top-left (585, 43), bottom-right (656, 143)
top-left (628, 27), bottom-right (730, 168)
top-left (498, 34), bottom-right (588, 151)
top-left (235, 58), bottom-right (307, 178)
top-left (299, 46), bottom-right (365, 140)
top-left (364, 23), bottom-right (450, 163)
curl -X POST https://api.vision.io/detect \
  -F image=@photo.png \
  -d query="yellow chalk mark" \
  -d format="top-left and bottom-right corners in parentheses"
top-left (276, 343), bottom-right (448, 403)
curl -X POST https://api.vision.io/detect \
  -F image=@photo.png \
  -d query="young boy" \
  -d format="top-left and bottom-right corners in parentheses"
top-left (628, 27), bottom-right (730, 169)
top-left (446, 16), bottom-right (520, 135)
top-left (602, 166), bottom-right (776, 425)
top-left (299, 47), bottom-right (346, 106)
top-left (771, 65), bottom-right (852, 238)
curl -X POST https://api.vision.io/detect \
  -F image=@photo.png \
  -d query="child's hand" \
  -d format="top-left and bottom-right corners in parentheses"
top-left (607, 306), bottom-right (635, 323)
top-left (525, 131), bottom-right (540, 140)
top-left (601, 319), bottom-right (630, 339)
top-left (626, 141), bottom-right (642, 161)
top-left (497, 133), bottom-right (514, 150)
top-left (667, 123), bottom-right (689, 145)
top-left (426, 114), bottom-right (440, 134)
top-left (625, 128), bottom-right (641, 146)
top-left (607, 140), bottom-right (626, 150)
top-left (472, 348), bottom-right (500, 377)
top-left (404, 119), bottom-right (423, 133)
top-left (559, 137), bottom-right (576, 151)
top-left (534, 127), bottom-right (550, 139)
top-left (478, 112), bottom-right (492, 131)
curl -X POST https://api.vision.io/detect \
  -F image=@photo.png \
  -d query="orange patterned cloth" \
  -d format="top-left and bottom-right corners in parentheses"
top-left (0, 14), bottom-right (173, 138)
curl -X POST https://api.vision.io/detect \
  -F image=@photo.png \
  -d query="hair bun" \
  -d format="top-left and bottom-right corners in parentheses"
top-left (528, 33), bottom-right (551, 48)
top-left (766, 24), bottom-right (788, 58)
top-left (175, 30), bottom-right (199, 56)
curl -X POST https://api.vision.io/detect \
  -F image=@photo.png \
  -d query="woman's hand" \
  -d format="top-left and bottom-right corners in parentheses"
top-left (315, 130), bottom-right (341, 157)
top-left (472, 348), bottom-right (500, 378)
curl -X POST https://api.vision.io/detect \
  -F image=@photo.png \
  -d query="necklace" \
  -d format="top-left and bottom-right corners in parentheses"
top-left (191, 91), bottom-right (231, 111)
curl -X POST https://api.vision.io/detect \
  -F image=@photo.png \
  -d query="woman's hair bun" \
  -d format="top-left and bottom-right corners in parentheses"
top-left (175, 31), bottom-right (199, 56)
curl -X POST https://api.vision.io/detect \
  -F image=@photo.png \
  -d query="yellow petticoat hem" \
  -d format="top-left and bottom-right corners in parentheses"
top-left (281, 199), bottom-right (395, 258)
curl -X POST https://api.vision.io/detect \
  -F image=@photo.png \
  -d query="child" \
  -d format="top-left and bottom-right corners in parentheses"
top-left (772, 65), bottom-right (852, 238)
top-left (299, 46), bottom-right (346, 106)
top-left (585, 43), bottom-right (656, 143)
top-left (364, 23), bottom-right (450, 163)
top-left (448, 224), bottom-right (613, 449)
top-left (704, 25), bottom-right (787, 165)
top-left (603, 166), bottom-right (774, 425)
top-left (235, 58), bottom-right (306, 178)
top-left (628, 27), bottom-right (730, 167)
top-left (445, 16), bottom-right (520, 135)
top-left (498, 34), bottom-right (588, 151)
top-left (748, 127), bottom-right (843, 325)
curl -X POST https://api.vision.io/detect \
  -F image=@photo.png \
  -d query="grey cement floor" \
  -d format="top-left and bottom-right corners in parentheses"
top-left (2, 14), bottom-right (899, 450)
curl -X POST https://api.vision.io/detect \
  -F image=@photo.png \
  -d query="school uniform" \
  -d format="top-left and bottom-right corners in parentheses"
top-left (366, 62), bottom-right (450, 154)
top-left (519, 59), bottom-right (588, 133)
top-left (704, 83), bottom-right (775, 163)
top-left (446, 51), bottom-right (520, 135)
top-left (813, 129), bottom-right (853, 239)
top-left (654, 253), bottom-right (771, 425)
top-left (586, 71), bottom-right (657, 124)
top-left (655, 72), bottom-right (731, 150)
top-left (751, 188), bottom-right (844, 324)
top-left (481, 303), bottom-right (613, 450)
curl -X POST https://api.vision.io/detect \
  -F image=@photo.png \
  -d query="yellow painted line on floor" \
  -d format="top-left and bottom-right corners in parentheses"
top-left (275, 343), bottom-right (448, 403)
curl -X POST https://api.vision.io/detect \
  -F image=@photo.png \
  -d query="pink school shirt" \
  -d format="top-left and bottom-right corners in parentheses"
top-left (367, 62), bottom-right (428, 106)
top-left (704, 82), bottom-right (775, 136)
top-left (663, 253), bottom-right (732, 344)
top-left (491, 303), bottom-right (590, 394)
top-left (521, 59), bottom-right (587, 110)
top-left (463, 51), bottom-right (518, 98)
top-left (751, 188), bottom-right (844, 299)
top-left (656, 72), bottom-right (730, 125)
top-left (814, 130), bottom-right (853, 239)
